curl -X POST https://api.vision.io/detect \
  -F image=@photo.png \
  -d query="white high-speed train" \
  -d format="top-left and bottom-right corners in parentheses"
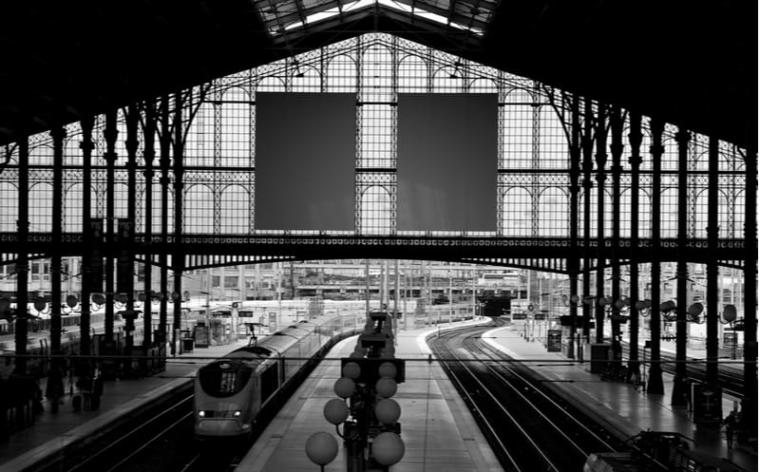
top-left (194, 312), bottom-right (362, 438)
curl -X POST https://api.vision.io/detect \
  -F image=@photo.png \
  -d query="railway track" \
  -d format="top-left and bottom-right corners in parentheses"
top-left (429, 322), bottom-right (630, 472)
top-left (32, 380), bottom-right (197, 472)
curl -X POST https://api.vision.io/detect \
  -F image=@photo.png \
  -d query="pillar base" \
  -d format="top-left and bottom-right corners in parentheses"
top-left (647, 365), bottom-right (665, 395)
top-left (671, 375), bottom-right (690, 406)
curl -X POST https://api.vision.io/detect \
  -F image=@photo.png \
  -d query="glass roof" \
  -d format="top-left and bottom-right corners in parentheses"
top-left (253, 0), bottom-right (500, 38)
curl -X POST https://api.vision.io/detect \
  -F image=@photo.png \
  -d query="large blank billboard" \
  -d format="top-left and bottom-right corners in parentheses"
top-left (255, 93), bottom-right (355, 231)
top-left (398, 94), bottom-right (497, 231)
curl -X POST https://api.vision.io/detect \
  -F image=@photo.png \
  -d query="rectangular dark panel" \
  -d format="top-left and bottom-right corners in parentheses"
top-left (255, 93), bottom-right (355, 230)
top-left (398, 94), bottom-right (497, 231)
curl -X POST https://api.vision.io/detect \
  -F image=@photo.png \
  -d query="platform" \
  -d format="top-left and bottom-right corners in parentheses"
top-left (236, 318), bottom-right (502, 472)
top-left (0, 339), bottom-right (252, 472)
top-left (483, 324), bottom-right (758, 472)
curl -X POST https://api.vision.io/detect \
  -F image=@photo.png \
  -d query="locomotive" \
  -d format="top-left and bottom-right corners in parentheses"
top-left (194, 312), bottom-right (362, 438)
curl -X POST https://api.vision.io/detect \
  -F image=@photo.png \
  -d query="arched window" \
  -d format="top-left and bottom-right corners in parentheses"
top-left (693, 189), bottom-right (708, 239)
top-left (638, 190), bottom-right (652, 238)
top-left (360, 185), bottom-right (392, 235)
top-left (661, 137), bottom-right (679, 171)
top-left (500, 187), bottom-right (531, 236)
top-left (619, 188), bottom-right (653, 238)
top-left (719, 190), bottom-right (732, 239)
top-left (151, 186), bottom-right (174, 234)
top-left (587, 187), bottom-right (614, 238)
top-left (660, 188), bottom-right (679, 238)
top-left (719, 141), bottom-right (745, 172)
top-left (361, 45), bottom-right (392, 101)
top-left (326, 55), bottom-right (357, 93)
top-left (501, 88), bottom-right (533, 169)
top-left (538, 107), bottom-right (568, 169)
top-left (29, 183), bottom-right (53, 232)
top-left (432, 66), bottom-right (463, 93)
top-left (63, 183), bottom-right (83, 232)
top-left (220, 185), bottom-right (250, 234)
top-left (256, 76), bottom-right (286, 92)
top-left (221, 87), bottom-right (252, 167)
top-left (291, 65), bottom-right (321, 92)
top-left (620, 188), bottom-right (632, 238)
top-left (114, 183), bottom-right (129, 222)
top-left (398, 55), bottom-right (427, 93)
top-left (359, 104), bottom-right (394, 169)
top-left (0, 182), bottom-right (18, 232)
top-left (64, 122), bottom-right (82, 166)
top-left (538, 188), bottom-right (568, 237)
top-left (184, 185), bottom-right (214, 234)
top-left (114, 108), bottom-right (132, 166)
top-left (692, 149), bottom-right (709, 172)
top-left (29, 136), bottom-right (52, 166)
top-left (732, 190), bottom-right (745, 239)
top-left (468, 77), bottom-right (497, 94)
top-left (638, 121), bottom-right (653, 172)
top-left (1, 143), bottom-right (18, 166)
top-left (185, 102), bottom-right (214, 167)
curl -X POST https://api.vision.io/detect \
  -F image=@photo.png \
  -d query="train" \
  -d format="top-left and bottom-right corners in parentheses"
top-left (193, 311), bottom-right (363, 438)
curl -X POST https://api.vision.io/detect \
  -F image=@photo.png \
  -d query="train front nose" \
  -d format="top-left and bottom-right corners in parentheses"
top-left (196, 410), bottom-right (251, 436)
top-left (196, 419), bottom-right (250, 436)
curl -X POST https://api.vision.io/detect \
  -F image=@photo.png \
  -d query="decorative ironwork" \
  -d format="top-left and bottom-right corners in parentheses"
top-left (0, 32), bottom-right (749, 281)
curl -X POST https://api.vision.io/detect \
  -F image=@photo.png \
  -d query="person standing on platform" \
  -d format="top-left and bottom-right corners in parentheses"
top-left (91, 368), bottom-right (103, 410)
top-left (45, 366), bottom-right (65, 413)
top-left (75, 368), bottom-right (92, 411)
top-left (723, 410), bottom-right (739, 449)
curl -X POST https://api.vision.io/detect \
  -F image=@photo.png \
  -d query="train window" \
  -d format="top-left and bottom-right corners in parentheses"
top-left (199, 361), bottom-right (252, 398)
top-left (260, 363), bottom-right (279, 403)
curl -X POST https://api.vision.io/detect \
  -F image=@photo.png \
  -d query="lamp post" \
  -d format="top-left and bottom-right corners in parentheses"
top-left (310, 312), bottom-right (405, 472)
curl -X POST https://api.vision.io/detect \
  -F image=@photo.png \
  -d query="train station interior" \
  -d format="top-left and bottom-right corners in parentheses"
top-left (0, 1), bottom-right (756, 471)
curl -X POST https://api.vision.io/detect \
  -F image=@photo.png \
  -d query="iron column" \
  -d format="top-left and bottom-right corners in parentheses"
top-left (567, 95), bottom-right (581, 359)
top-left (581, 99), bottom-right (593, 342)
top-left (80, 116), bottom-right (94, 358)
top-left (594, 103), bottom-right (608, 343)
top-left (172, 92), bottom-right (185, 354)
top-left (647, 119), bottom-right (665, 395)
top-left (103, 109), bottom-right (118, 342)
top-left (14, 137), bottom-right (29, 375)
top-left (143, 99), bottom-right (156, 348)
top-left (627, 112), bottom-right (642, 380)
top-left (672, 127), bottom-right (691, 406)
top-left (159, 95), bottom-right (171, 345)
top-left (609, 106), bottom-right (623, 363)
top-left (705, 137), bottom-right (719, 385)
top-left (50, 125), bottom-right (66, 394)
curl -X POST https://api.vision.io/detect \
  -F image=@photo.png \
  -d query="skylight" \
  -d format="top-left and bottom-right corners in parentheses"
top-left (254, 0), bottom-right (495, 38)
